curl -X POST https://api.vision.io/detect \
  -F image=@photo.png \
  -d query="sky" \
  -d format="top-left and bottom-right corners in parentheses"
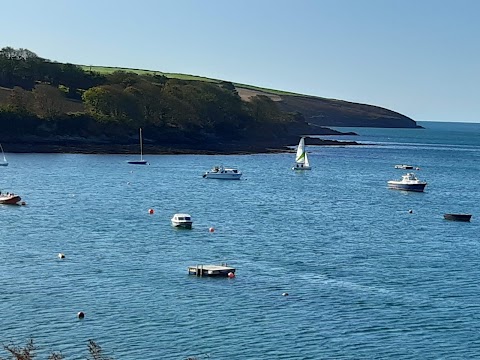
top-left (2, 0), bottom-right (479, 122)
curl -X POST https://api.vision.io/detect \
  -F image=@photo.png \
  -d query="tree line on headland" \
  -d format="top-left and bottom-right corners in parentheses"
top-left (0, 47), bottom-right (417, 154)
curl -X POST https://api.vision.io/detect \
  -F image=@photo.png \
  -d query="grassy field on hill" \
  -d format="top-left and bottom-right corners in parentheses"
top-left (79, 65), bottom-right (302, 97)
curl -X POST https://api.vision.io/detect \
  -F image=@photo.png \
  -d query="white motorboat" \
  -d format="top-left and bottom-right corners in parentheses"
top-left (388, 173), bottom-right (427, 192)
top-left (0, 191), bottom-right (21, 205)
top-left (203, 165), bottom-right (242, 179)
top-left (171, 213), bottom-right (193, 229)
top-left (292, 137), bottom-right (311, 170)
top-left (394, 164), bottom-right (414, 169)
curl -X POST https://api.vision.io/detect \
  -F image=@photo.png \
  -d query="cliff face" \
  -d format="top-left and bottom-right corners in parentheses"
top-left (236, 87), bottom-right (420, 128)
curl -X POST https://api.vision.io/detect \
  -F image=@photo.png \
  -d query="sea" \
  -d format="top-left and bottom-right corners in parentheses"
top-left (1, 121), bottom-right (479, 359)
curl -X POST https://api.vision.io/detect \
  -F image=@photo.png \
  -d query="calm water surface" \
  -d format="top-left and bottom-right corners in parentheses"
top-left (1, 121), bottom-right (479, 359)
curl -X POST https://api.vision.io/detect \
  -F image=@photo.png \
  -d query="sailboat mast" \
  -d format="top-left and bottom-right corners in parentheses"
top-left (139, 128), bottom-right (143, 160)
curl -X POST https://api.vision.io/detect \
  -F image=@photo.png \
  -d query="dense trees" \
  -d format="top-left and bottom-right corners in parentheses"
top-left (0, 47), bottom-right (104, 93)
top-left (0, 46), bottom-right (307, 148)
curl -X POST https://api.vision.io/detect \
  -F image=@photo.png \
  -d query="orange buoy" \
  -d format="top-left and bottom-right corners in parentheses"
top-left (209, 227), bottom-right (215, 233)
top-left (227, 272), bottom-right (235, 278)
top-left (77, 311), bottom-right (85, 319)
top-left (148, 208), bottom-right (154, 215)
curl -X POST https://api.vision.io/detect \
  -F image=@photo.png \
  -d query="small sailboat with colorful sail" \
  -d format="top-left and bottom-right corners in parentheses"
top-left (292, 137), bottom-right (311, 170)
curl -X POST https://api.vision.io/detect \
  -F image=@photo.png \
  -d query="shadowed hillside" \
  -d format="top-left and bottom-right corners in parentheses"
top-left (85, 65), bottom-right (420, 128)
top-left (236, 88), bottom-right (420, 128)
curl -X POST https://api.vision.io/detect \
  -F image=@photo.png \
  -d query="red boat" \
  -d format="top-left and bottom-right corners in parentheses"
top-left (0, 193), bottom-right (22, 205)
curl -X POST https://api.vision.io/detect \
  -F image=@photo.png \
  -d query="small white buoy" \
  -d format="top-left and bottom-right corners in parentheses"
top-left (21, 201), bottom-right (26, 206)
top-left (227, 272), bottom-right (235, 278)
top-left (127, 182), bottom-right (131, 185)
top-left (209, 227), bottom-right (215, 233)
top-left (58, 253), bottom-right (65, 259)
top-left (77, 311), bottom-right (85, 319)
top-left (282, 292), bottom-right (289, 296)
top-left (408, 209), bottom-right (413, 214)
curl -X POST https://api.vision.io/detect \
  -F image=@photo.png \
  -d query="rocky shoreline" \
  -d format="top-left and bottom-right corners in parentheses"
top-left (2, 137), bottom-right (361, 155)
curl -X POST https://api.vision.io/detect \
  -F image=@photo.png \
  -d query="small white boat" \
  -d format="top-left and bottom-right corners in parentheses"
top-left (127, 128), bottom-right (148, 165)
top-left (171, 213), bottom-right (193, 229)
top-left (292, 137), bottom-right (311, 170)
top-left (203, 165), bottom-right (242, 179)
top-left (0, 192), bottom-right (21, 205)
top-left (394, 164), bottom-right (414, 169)
top-left (0, 144), bottom-right (8, 166)
top-left (388, 173), bottom-right (427, 192)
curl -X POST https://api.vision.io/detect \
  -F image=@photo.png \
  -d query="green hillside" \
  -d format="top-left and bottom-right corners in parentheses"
top-left (79, 65), bottom-right (303, 97)
top-left (80, 64), bottom-right (420, 129)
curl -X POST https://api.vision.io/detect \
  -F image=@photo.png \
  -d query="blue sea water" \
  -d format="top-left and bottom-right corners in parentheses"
top-left (1, 121), bottom-right (480, 359)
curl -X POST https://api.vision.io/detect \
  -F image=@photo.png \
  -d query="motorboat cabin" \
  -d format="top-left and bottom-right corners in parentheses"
top-left (171, 213), bottom-right (193, 229)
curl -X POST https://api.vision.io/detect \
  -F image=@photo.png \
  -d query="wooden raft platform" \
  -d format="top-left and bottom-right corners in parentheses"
top-left (188, 264), bottom-right (236, 277)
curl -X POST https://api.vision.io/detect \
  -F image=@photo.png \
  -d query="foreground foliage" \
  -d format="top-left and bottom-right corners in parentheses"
top-left (0, 339), bottom-right (111, 360)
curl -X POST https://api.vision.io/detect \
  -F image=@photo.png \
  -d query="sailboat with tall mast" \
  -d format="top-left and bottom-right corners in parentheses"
top-left (292, 137), bottom-right (311, 170)
top-left (0, 144), bottom-right (8, 166)
top-left (127, 128), bottom-right (148, 165)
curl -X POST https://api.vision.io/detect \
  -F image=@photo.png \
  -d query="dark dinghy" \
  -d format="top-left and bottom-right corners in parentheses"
top-left (443, 214), bottom-right (472, 222)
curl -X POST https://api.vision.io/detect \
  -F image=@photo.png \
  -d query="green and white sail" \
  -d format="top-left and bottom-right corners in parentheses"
top-left (293, 137), bottom-right (311, 170)
top-left (295, 137), bottom-right (306, 163)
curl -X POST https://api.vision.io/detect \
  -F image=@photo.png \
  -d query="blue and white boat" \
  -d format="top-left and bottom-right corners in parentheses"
top-left (388, 173), bottom-right (427, 192)
top-left (203, 165), bottom-right (242, 179)
top-left (394, 164), bottom-right (413, 169)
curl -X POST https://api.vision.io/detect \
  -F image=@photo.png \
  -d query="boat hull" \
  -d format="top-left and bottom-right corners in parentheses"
top-left (0, 162), bottom-right (8, 166)
top-left (203, 173), bottom-right (242, 179)
top-left (387, 182), bottom-right (426, 192)
top-left (0, 195), bottom-right (21, 205)
top-left (292, 166), bottom-right (311, 171)
top-left (171, 222), bottom-right (193, 229)
top-left (127, 160), bottom-right (148, 165)
top-left (444, 214), bottom-right (472, 222)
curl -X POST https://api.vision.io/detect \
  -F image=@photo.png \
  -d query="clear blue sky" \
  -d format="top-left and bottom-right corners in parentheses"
top-left (3, 0), bottom-right (479, 122)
